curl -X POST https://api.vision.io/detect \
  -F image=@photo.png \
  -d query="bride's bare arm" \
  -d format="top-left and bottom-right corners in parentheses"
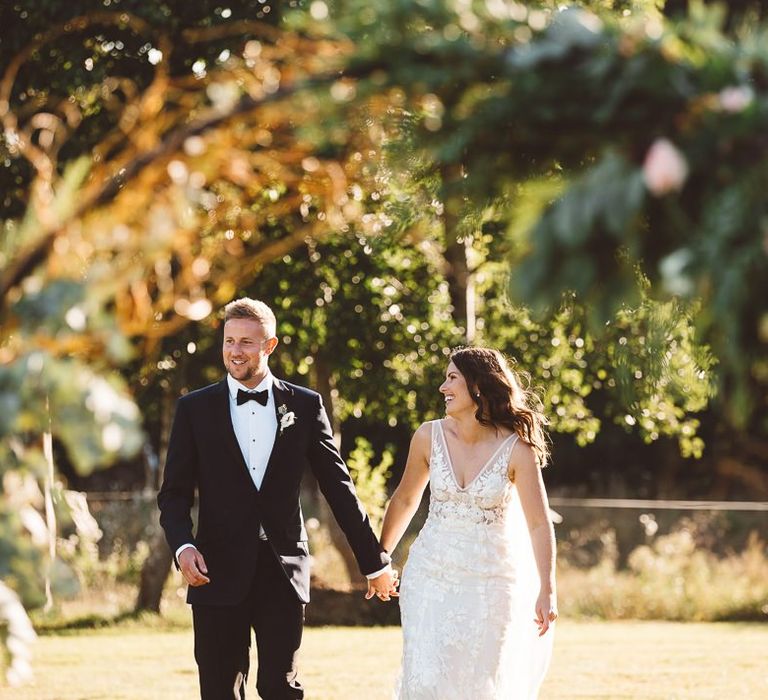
top-left (380, 422), bottom-right (431, 555)
top-left (512, 443), bottom-right (558, 635)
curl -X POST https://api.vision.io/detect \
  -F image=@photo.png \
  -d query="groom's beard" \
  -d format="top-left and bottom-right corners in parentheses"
top-left (225, 359), bottom-right (265, 385)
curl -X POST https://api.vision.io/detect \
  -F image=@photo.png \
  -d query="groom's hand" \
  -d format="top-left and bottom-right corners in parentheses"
top-left (178, 547), bottom-right (211, 587)
top-left (365, 567), bottom-right (399, 602)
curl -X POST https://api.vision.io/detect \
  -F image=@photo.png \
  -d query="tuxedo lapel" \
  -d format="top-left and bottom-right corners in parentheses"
top-left (260, 378), bottom-right (295, 491)
top-left (210, 379), bottom-right (251, 478)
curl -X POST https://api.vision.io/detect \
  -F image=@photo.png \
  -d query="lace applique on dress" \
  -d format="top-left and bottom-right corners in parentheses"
top-left (428, 419), bottom-right (516, 527)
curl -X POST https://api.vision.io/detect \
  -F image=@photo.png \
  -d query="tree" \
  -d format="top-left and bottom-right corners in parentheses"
top-left (330, 0), bottom-right (766, 494)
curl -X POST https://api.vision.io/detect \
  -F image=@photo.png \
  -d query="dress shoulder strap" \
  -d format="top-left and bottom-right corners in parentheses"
top-left (429, 419), bottom-right (441, 461)
top-left (500, 433), bottom-right (521, 481)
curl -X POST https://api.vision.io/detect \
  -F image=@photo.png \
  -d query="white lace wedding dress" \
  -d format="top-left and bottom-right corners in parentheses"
top-left (396, 420), bottom-right (554, 699)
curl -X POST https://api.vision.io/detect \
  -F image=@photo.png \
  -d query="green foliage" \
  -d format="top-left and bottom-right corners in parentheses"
top-left (0, 506), bottom-right (45, 610)
top-left (331, 1), bottom-right (766, 428)
top-left (0, 475), bottom-right (98, 612)
top-left (345, 438), bottom-right (393, 532)
top-left (482, 280), bottom-right (714, 454)
top-left (608, 297), bottom-right (715, 456)
top-left (511, 152), bottom-right (647, 322)
top-left (559, 524), bottom-right (768, 621)
top-left (321, 1), bottom-right (716, 453)
top-left (248, 220), bottom-right (458, 419)
top-left (0, 1), bottom-right (289, 217)
top-left (0, 354), bottom-right (143, 478)
top-left (0, 325), bottom-right (143, 616)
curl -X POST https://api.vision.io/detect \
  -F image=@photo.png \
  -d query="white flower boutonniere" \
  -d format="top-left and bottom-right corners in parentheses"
top-left (278, 405), bottom-right (296, 435)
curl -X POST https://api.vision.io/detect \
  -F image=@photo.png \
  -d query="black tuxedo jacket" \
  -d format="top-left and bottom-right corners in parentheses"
top-left (157, 377), bottom-right (387, 605)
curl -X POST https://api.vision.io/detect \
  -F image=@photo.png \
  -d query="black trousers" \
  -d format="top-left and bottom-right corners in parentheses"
top-left (192, 540), bottom-right (305, 700)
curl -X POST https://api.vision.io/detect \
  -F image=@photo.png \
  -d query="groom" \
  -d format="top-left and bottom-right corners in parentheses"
top-left (158, 297), bottom-right (397, 699)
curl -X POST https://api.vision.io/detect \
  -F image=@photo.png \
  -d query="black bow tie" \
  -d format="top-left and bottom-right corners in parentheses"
top-left (236, 389), bottom-right (268, 406)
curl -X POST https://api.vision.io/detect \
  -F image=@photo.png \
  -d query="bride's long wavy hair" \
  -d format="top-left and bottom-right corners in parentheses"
top-left (450, 347), bottom-right (551, 467)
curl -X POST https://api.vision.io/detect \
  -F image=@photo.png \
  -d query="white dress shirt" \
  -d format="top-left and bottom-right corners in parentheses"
top-left (226, 372), bottom-right (277, 491)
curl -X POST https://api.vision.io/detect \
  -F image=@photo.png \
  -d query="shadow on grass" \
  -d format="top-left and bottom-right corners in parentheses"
top-left (32, 587), bottom-right (402, 635)
top-left (32, 608), bottom-right (192, 635)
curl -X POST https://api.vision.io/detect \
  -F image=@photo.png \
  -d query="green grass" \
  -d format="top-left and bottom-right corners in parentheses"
top-left (10, 621), bottom-right (768, 699)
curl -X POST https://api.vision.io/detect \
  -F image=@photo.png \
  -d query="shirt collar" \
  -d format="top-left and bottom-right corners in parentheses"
top-left (227, 370), bottom-right (273, 400)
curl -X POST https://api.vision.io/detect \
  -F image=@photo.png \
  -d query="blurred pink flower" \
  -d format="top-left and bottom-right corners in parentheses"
top-left (643, 138), bottom-right (689, 196)
top-left (718, 85), bottom-right (754, 113)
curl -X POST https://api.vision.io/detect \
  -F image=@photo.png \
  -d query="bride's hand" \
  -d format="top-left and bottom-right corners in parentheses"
top-left (365, 567), bottom-right (400, 601)
top-left (534, 590), bottom-right (557, 636)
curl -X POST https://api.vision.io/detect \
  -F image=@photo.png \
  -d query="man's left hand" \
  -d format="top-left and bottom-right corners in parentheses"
top-left (365, 567), bottom-right (399, 601)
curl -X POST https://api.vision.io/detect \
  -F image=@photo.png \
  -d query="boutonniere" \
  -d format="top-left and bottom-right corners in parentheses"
top-left (278, 404), bottom-right (296, 435)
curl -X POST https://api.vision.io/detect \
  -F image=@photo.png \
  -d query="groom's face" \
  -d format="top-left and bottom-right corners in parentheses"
top-left (222, 317), bottom-right (277, 388)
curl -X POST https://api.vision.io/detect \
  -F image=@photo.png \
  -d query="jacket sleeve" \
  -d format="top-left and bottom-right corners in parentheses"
top-left (157, 397), bottom-right (198, 560)
top-left (307, 394), bottom-right (389, 577)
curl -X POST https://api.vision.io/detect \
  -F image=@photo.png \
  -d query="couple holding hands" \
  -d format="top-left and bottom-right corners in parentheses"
top-left (158, 297), bottom-right (556, 700)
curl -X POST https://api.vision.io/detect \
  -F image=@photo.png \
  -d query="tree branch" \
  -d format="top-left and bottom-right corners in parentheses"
top-left (0, 62), bottom-right (381, 306)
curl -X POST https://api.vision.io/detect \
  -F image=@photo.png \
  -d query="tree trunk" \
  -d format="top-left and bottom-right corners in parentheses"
top-left (440, 165), bottom-right (475, 344)
top-left (135, 387), bottom-right (176, 613)
top-left (135, 530), bottom-right (173, 612)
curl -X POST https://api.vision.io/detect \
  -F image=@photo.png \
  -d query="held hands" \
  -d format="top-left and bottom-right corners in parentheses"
top-left (178, 547), bottom-right (211, 587)
top-left (365, 567), bottom-right (400, 602)
top-left (534, 589), bottom-right (558, 637)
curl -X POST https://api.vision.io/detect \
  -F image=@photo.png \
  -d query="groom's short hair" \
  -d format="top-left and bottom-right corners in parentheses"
top-left (224, 298), bottom-right (277, 337)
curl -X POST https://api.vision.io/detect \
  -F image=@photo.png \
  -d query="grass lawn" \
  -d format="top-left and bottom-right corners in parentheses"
top-left (10, 620), bottom-right (768, 699)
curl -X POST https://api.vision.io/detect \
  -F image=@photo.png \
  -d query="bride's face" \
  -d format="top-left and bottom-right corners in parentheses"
top-left (439, 362), bottom-right (475, 416)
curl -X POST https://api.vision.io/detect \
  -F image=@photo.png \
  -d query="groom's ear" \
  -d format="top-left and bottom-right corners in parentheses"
top-left (265, 336), bottom-right (279, 354)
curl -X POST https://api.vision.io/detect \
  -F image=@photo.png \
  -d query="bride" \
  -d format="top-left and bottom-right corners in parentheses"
top-left (380, 347), bottom-right (556, 699)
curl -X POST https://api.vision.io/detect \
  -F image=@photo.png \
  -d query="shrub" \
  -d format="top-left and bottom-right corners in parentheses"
top-left (558, 516), bottom-right (768, 621)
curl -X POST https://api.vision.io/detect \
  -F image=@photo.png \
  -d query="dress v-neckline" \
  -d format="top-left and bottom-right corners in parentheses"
top-left (437, 420), bottom-right (516, 491)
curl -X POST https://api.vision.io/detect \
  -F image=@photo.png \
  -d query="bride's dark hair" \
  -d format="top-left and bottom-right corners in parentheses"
top-left (450, 347), bottom-right (550, 467)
